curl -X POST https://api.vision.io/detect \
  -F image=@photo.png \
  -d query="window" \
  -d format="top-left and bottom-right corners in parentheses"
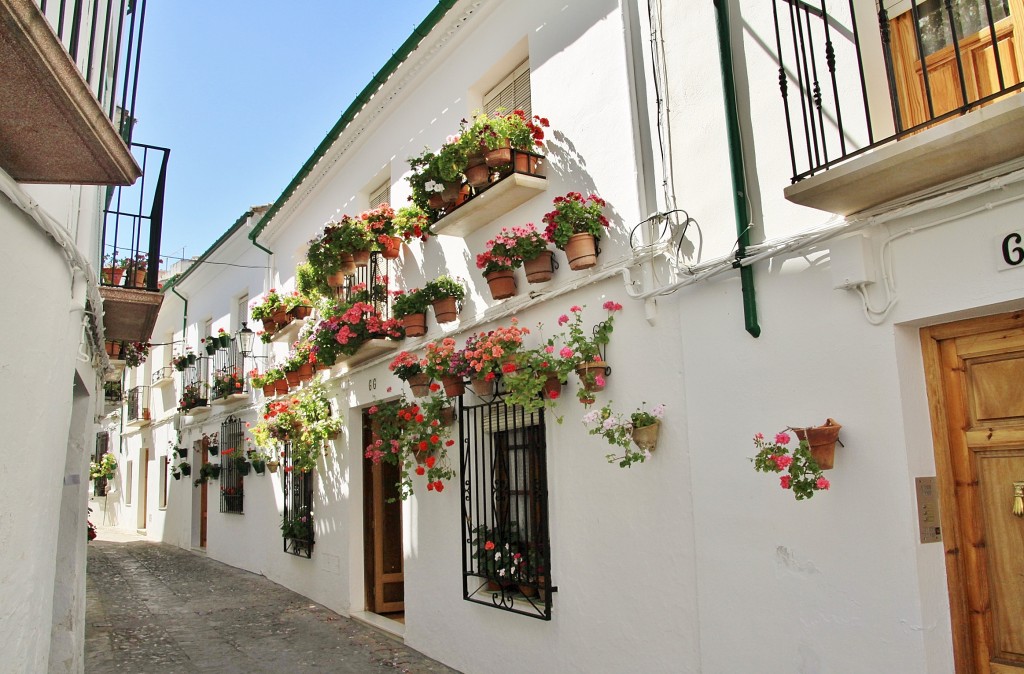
top-left (484, 60), bottom-right (531, 117)
top-left (159, 456), bottom-right (168, 509)
top-left (369, 181), bottom-right (390, 209)
top-left (460, 395), bottom-right (551, 620)
top-left (93, 432), bottom-right (109, 496)
top-left (236, 295), bottom-right (249, 331)
top-left (125, 461), bottom-right (133, 505)
top-left (219, 416), bottom-right (245, 513)
top-left (283, 444), bottom-right (314, 558)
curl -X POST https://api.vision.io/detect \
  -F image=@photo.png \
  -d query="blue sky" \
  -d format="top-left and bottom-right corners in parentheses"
top-left (133, 1), bottom-right (439, 264)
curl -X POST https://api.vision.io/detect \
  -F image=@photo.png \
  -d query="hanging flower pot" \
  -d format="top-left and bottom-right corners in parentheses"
top-left (187, 353), bottom-right (197, 365)
top-left (338, 253), bottom-right (357, 276)
top-left (237, 461), bottom-right (251, 476)
top-left (542, 375), bottom-right (562, 400)
top-left (209, 464), bottom-right (222, 479)
top-left (207, 445), bottom-right (219, 456)
top-left (326, 271), bottom-right (347, 288)
top-left (261, 318), bottom-right (277, 335)
top-left (290, 304), bottom-right (313, 320)
top-left (262, 383), bottom-right (276, 397)
top-left (792, 418), bottom-right (842, 470)
top-left (271, 308), bottom-right (291, 326)
top-left (441, 181), bottom-right (461, 205)
top-left (171, 472), bottom-right (181, 481)
top-left (565, 232), bottom-right (599, 271)
top-left (297, 362), bottom-right (314, 384)
top-left (440, 406), bottom-right (456, 426)
top-left (252, 459), bottom-right (266, 475)
top-left (484, 269), bottom-right (517, 301)
top-left (401, 312), bottom-right (427, 337)
top-left (353, 250), bottom-right (371, 268)
top-left (465, 160), bottom-right (491, 189)
top-left (441, 374), bottom-right (466, 397)
top-left (273, 379), bottom-right (290, 396)
top-left (407, 372), bottom-right (432, 397)
top-left (524, 251), bottom-right (555, 284)
top-left (576, 360), bottom-right (609, 392)
top-left (204, 342), bottom-right (218, 356)
top-left (180, 464), bottom-right (191, 476)
top-left (380, 236), bottom-right (403, 260)
top-left (470, 376), bottom-right (494, 397)
top-left (432, 296), bottom-right (459, 323)
top-left (631, 421), bottom-right (661, 452)
top-left (485, 140), bottom-right (512, 167)
top-left (267, 460), bottom-right (279, 474)
top-left (285, 370), bottom-right (301, 387)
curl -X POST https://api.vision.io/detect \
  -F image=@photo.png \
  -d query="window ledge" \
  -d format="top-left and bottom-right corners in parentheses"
top-left (432, 172), bottom-right (547, 237)
top-left (212, 393), bottom-right (249, 406)
top-left (331, 339), bottom-right (401, 374)
top-left (784, 93), bottom-right (1024, 216)
top-left (152, 375), bottom-right (174, 388)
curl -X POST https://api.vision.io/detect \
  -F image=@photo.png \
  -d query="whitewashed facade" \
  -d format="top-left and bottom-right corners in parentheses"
top-left (107, 1), bottom-right (1024, 673)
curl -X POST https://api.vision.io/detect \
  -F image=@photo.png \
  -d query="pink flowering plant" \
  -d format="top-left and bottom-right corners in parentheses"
top-left (388, 351), bottom-right (427, 382)
top-left (423, 337), bottom-right (473, 380)
top-left (508, 223), bottom-right (549, 262)
top-left (752, 431), bottom-right (831, 500)
top-left (462, 319), bottom-right (530, 380)
top-left (309, 301), bottom-right (404, 366)
top-left (476, 227), bottom-right (523, 275)
top-left (583, 402), bottom-right (665, 468)
top-left (542, 192), bottom-right (610, 249)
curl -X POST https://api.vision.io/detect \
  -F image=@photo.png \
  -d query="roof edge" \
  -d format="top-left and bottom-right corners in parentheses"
top-left (162, 204), bottom-right (269, 292)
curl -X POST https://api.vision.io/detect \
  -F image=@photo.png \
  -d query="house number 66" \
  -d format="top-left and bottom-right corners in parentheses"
top-left (368, 378), bottom-right (377, 391)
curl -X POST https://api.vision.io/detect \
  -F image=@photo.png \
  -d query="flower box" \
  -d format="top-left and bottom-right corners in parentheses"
top-left (430, 170), bottom-right (546, 238)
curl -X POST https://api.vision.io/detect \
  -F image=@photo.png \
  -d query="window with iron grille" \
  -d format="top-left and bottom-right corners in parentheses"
top-left (180, 357), bottom-right (210, 411)
top-left (93, 432), bottom-right (109, 496)
top-left (340, 254), bottom-right (395, 321)
top-left (212, 340), bottom-right (247, 400)
top-left (219, 416), bottom-right (245, 514)
top-left (283, 443), bottom-right (314, 558)
top-left (369, 181), bottom-right (391, 209)
top-left (484, 60), bottom-right (531, 117)
top-left (460, 394), bottom-right (552, 620)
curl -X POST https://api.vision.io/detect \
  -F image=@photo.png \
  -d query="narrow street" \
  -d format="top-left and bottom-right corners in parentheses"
top-left (85, 533), bottom-right (456, 674)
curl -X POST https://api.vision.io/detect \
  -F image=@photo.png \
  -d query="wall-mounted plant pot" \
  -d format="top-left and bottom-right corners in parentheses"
top-left (542, 376), bottom-right (562, 399)
top-left (238, 461), bottom-right (251, 476)
top-left (407, 373), bottom-right (432, 397)
top-left (792, 418), bottom-right (842, 470)
top-left (441, 375), bottom-right (466, 398)
top-left (470, 376), bottom-right (494, 397)
top-left (485, 142), bottom-right (512, 167)
top-left (252, 460), bottom-right (266, 475)
top-left (290, 304), bottom-right (313, 320)
top-left (524, 251), bottom-right (555, 284)
top-left (271, 308), bottom-right (291, 325)
top-left (465, 161), bottom-right (491, 189)
top-left (207, 445), bottom-right (219, 456)
top-left (338, 253), bottom-right (356, 276)
top-left (564, 233), bottom-right (598, 271)
top-left (380, 236), bottom-right (403, 260)
top-left (353, 250), bottom-right (371, 268)
top-left (261, 318), bottom-right (277, 335)
top-left (186, 354), bottom-right (197, 365)
top-left (218, 334), bottom-right (232, 348)
top-left (273, 379), bottom-right (290, 396)
top-left (401, 312), bottom-right (427, 337)
top-left (180, 464), bottom-right (192, 476)
top-left (262, 383), bottom-right (276, 397)
top-left (631, 421), bottom-right (660, 452)
top-left (485, 269), bottom-right (517, 300)
top-left (297, 363), bottom-right (314, 384)
top-left (285, 370), bottom-right (301, 387)
top-left (432, 297), bottom-right (459, 323)
top-left (267, 460), bottom-right (279, 474)
top-left (204, 343), bottom-right (218, 355)
top-left (575, 360), bottom-right (609, 392)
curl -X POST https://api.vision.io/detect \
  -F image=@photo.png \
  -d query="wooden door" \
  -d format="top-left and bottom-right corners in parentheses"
top-left (889, 0), bottom-right (1024, 129)
top-left (362, 410), bottom-right (404, 614)
top-left (922, 311), bottom-right (1024, 673)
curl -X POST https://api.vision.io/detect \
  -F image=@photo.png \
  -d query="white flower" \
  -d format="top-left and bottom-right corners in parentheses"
top-left (602, 417), bottom-right (619, 431)
top-left (424, 180), bottom-right (438, 192)
top-left (582, 410), bottom-right (600, 424)
top-left (498, 569), bottom-right (506, 577)
top-left (651, 403), bottom-right (666, 418)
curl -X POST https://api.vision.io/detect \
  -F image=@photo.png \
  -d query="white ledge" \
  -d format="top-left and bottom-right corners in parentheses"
top-left (431, 173), bottom-right (547, 237)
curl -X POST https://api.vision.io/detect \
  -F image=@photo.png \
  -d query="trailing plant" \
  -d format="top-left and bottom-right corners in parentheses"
top-left (122, 341), bottom-right (150, 368)
top-left (250, 290), bottom-right (284, 321)
top-left (752, 431), bottom-right (830, 501)
top-left (392, 205), bottom-right (431, 241)
top-left (541, 192), bottom-right (610, 249)
top-left (281, 506), bottom-right (312, 540)
top-left (582, 401), bottom-right (665, 468)
top-left (296, 262), bottom-right (331, 302)
top-left (308, 301), bottom-right (404, 367)
top-left (283, 290), bottom-right (312, 312)
top-left (249, 382), bottom-right (340, 473)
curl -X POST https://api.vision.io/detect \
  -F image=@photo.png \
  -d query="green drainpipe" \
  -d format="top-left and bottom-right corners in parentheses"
top-left (251, 237), bottom-right (274, 257)
top-left (170, 285), bottom-right (188, 338)
top-left (714, 0), bottom-right (761, 338)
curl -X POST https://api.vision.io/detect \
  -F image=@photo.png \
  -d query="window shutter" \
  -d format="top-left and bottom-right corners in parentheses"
top-left (484, 61), bottom-right (531, 117)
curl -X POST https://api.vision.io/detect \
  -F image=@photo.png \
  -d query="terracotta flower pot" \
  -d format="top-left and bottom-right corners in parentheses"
top-left (440, 406), bottom-right (456, 426)
top-left (261, 318), bottom-right (277, 335)
top-left (441, 374), bottom-right (466, 398)
top-left (273, 379), bottom-right (289, 395)
top-left (631, 421), bottom-right (660, 452)
top-left (297, 362), bottom-right (314, 384)
top-left (485, 269), bottom-right (517, 300)
top-left (290, 305), bottom-right (313, 320)
top-left (542, 375), bottom-right (562, 399)
top-left (271, 308), bottom-right (291, 326)
top-left (465, 162), bottom-right (491, 189)
top-left (432, 296), bottom-right (459, 323)
top-left (338, 253), bottom-right (356, 276)
top-left (576, 360), bottom-right (608, 392)
top-left (524, 251), bottom-right (555, 283)
top-left (380, 236), bottom-right (403, 260)
top-left (105, 341), bottom-right (122, 359)
top-left (564, 232), bottom-right (598, 271)
top-left (514, 151), bottom-right (543, 175)
top-left (441, 181), bottom-right (461, 205)
top-left (792, 418), bottom-right (842, 470)
top-left (401, 312), bottom-right (427, 337)
top-left (407, 372), bottom-right (432, 397)
top-left (428, 193), bottom-right (445, 210)
top-left (353, 250), bottom-right (371, 268)
top-left (485, 141), bottom-right (512, 167)
top-left (326, 271), bottom-right (347, 288)
top-left (102, 267), bottom-right (124, 285)
top-left (267, 460), bottom-right (279, 474)
top-left (262, 383), bottom-right (276, 397)
top-left (470, 376), bottom-right (494, 397)
top-left (285, 370), bottom-right (301, 387)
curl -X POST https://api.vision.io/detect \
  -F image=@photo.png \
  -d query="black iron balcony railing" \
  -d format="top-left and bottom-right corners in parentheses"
top-left (36, 0), bottom-right (148, 142)
top-left (125, 384), bottom-right (149, 423)
top-left (212, 340), bottom-right (249, 399)
top-left (101, 142), bottom-right (169, 290)
top-left (773, 0), bottom-right (1024, 183)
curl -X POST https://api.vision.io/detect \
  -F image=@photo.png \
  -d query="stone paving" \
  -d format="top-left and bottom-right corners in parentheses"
top-left (86, 535), bottom-right (457, 673)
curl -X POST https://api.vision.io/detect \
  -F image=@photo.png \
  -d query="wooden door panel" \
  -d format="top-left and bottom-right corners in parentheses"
top-left (924, 316), bottom-right (1024, 672)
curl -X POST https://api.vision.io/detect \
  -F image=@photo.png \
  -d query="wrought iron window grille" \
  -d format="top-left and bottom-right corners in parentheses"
top-left (459, 394), bottom-right (553, 620)
top-left (211, 341), bottom-right (248, 400)
top-left (337, 254), bottom-right (395, 320)
top-left (125, 385), bottom-right (149, 423)
top-left (93, 432), bottom-right (110, 497)
top-left (179, 357), bottom-right (210, 411)
top-left (772, 0), bottom-right (1024, 183)
top-left (283, 443), bottom-right (315, 558)
top-left (219, 416), bottom-right (245, 514)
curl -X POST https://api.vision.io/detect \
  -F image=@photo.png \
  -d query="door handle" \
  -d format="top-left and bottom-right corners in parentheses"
top-left (1014, 482), bottom-right (1024, 518)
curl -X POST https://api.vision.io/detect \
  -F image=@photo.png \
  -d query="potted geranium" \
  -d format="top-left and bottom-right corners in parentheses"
top-left (423, 337), bottom-right (474, 397)
top-left (752, 430), bottom-right (832, 500)
top-left (510, 224), bottom-right (555, 283)
top-left (423, 275), bottom-right (466, 324)
top-left (202, 334), bottom-right (219, 355)
top-left (284, 291), bottom-right (314, 320)
top-left (308, 301), bottom-right (404, 367)
top-left (542, 192), bottom-right (610, 270)
top-left (361, 203), bottom-right (401, 259)
top-left (263, 367), bottom-right (287, 396)
top-left (463, 319), bottom-right (530, 396)
top-left (476, 229), bottom-right (522, 301)
top-left (393, 205), bottom-right (431, 242)
top-left (561, 301), bottom-right (621, 403)
top-left (251, 290), bottom-right (284, 334)
top-left (582, 402), bottom-right (665, 468)
top-left (389, 351), bottom-right (431, 397)
top-left (392, 288), bottom-right (432, 337)
top-left (122, 341), bottom-right (150, 368)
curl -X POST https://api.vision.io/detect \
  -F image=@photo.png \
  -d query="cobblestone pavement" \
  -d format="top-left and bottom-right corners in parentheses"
top-left (86, 538), bottom-right (458, 673)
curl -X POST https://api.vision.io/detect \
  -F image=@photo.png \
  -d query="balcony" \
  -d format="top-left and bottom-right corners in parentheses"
top-left (773, 0), bottom-right (1024, 215)
top-left (125, 385), bottom-right (150, 427)
top-left (99, 142), bottom-right (168, 342)
top-left (0, 0), bottom-right (142, 184)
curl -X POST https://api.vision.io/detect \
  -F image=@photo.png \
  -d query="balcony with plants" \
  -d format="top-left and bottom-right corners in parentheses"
top-left (125, 385), bottom-right (151, 427)
top-left (768, 0), bottom-right (1024, 214)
